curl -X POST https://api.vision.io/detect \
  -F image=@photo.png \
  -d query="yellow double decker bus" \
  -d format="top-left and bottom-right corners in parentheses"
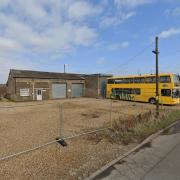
top-left (106, 74), bottom-right (180, 105)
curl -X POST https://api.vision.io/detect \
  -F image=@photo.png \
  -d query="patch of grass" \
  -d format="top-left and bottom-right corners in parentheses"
top-left (85, 109), bottom-right (180, 146)
top-left (133, 110), bottom-right (180, 140)
top-left (110, 109), bottom-right (180, 144)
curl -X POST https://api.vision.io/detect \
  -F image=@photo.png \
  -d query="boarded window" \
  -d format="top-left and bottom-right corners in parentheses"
top-left (20, 88), bottom-right (30, 97)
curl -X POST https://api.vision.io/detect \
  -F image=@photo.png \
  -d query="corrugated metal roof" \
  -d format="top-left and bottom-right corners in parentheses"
top-left (10, 69), bottom-right (85, 80)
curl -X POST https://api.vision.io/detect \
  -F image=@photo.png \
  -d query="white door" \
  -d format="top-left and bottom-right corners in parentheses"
top-left (37, 89), bottom-right (42, 101)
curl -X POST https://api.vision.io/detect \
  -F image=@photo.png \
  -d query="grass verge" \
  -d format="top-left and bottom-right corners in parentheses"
top-left (86, 109), bottom-right (180, 145)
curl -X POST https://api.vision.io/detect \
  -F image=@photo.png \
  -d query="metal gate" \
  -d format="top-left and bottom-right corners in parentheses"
top-left (71, 84), bottom-right (84, 98)
top-left (52, 84), bottom-right (67, 99)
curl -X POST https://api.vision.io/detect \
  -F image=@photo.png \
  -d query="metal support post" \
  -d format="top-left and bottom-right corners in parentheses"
top-left (110, 99), bottom-right (112, 128)
top-left (152, 36), bottom-right (160, 117)
top-left (56, 104), bottom-right (67, 146)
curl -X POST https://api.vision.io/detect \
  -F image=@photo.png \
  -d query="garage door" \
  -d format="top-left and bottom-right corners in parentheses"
top-left (71, 84), bottom-right (84, 97)
top-left (52, 84), bottom-right (66, 99)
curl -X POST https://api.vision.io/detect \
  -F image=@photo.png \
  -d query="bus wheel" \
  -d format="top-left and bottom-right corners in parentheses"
top-left (149, 98), bottom-right (156, 104)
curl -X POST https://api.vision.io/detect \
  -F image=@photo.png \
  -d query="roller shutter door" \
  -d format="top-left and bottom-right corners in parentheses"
top-left (52, 84), bottom-right (66, 99)
top-left (71, 84), bottom-right (84, 97)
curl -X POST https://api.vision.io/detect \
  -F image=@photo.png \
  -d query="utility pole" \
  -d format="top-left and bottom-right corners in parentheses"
top-left (152, 36), bottom-right (160, 117)
top-left (64, 64), bottom-right (66, 73)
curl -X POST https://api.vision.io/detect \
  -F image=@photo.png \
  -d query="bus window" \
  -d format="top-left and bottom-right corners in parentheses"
top-left (108, 79), bottom-right (115, 84)
top-left (123, 88), bottom-right (132, 94)
top-left (152, 76), bottom-right (156, 83)
top-left (172, 89), bottom-right (180, 98)
top-left (114, 79), bottom-right (123, 84)
top-left (173, 75), bottom-right (180, 86)
top-left (161, 89), bottom-right (171, 97)
top-left (160, 76), bottom-right (171, 83)
top-left (129, 78), bottom-right (134, 83)
top-left (140, 77), bottom-right (145, 83)
top-left (112, 88), bottom-right (122, 95)
top-left (133, 88), bottom-right (141, 95)
top-left (145, 77), bottom-right (154, 83)
top-left (123, 78), bottom-right (132, 83)
top-left (134, 78), bottom-right (141, 83)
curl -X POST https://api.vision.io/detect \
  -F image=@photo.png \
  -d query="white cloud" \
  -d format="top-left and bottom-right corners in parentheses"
top-left (99, 0), bottom-right (156, 28)
top-left (159, 28), bottom-right (180, 39)
top-left (74, 26), bottom-right (97, 46)
top-left (107, 41), bottom-right (129, 50)
top-left (0, 37), bottom-right (23, 53)
top-left (0, 0), bottom-right (99, 55)
top-left (114, 0), bottom-right (154, 8)
top-left (68, 1), bottom-right (102, 21)
top-left (100, 12), bottom-right (136, 27)
top-left (0, 56), bottom-right (36, 83)
top-left (0, 0), bottom-right (101, 82)
top-left (100, 0), bottom-right (155, 28)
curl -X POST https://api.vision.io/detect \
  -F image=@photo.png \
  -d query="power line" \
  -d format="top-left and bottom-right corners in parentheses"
top-left (105, 41), bottom-right (154, 74)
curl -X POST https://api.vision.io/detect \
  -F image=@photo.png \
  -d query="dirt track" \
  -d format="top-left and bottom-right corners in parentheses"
top-left (0, 98), bottom-right (179, 179)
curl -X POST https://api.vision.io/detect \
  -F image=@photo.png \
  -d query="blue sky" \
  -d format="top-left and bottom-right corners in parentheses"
top-left (0, 0), bottom-right (180, 83)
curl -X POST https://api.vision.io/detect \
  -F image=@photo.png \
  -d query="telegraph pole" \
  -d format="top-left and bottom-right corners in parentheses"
top-left (64, 64), bottom-right (66, 73)
top-left (152, 36), bottom-right (160, 117)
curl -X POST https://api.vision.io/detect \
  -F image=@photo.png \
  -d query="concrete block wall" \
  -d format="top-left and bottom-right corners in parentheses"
top-left (8, 77), bottom-right (85, 101)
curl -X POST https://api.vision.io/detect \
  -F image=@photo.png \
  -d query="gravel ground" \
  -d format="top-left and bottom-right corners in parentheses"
top-left (0, 98), bottom-right (179, 180)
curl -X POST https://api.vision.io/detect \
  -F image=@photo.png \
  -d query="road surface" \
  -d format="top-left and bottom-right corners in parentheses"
top-left (93, 121), bottom-right (180, 180)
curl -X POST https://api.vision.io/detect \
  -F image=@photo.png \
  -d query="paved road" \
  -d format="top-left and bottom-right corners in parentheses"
top-left (93, 122), bottom-right (180, 180)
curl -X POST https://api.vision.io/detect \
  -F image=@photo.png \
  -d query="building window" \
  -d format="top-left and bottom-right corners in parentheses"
top-left (161, 89), bottom-right (171, 97)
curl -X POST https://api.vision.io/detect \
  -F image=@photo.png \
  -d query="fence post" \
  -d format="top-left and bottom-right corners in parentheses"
top-left (56, 104), bottom-right (67, 146)
top-left (133, 88), bottom-right (136, 106)
top-left (110, 99), bottom-right (112, 128)
top-left (60, 104), bottom-right (64, 139)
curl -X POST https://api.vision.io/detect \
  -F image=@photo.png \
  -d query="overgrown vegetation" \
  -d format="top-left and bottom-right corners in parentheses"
top-left (86, 109), bottom-right (180, 145)
top-left (111, 109), bottom-right (180, 144)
